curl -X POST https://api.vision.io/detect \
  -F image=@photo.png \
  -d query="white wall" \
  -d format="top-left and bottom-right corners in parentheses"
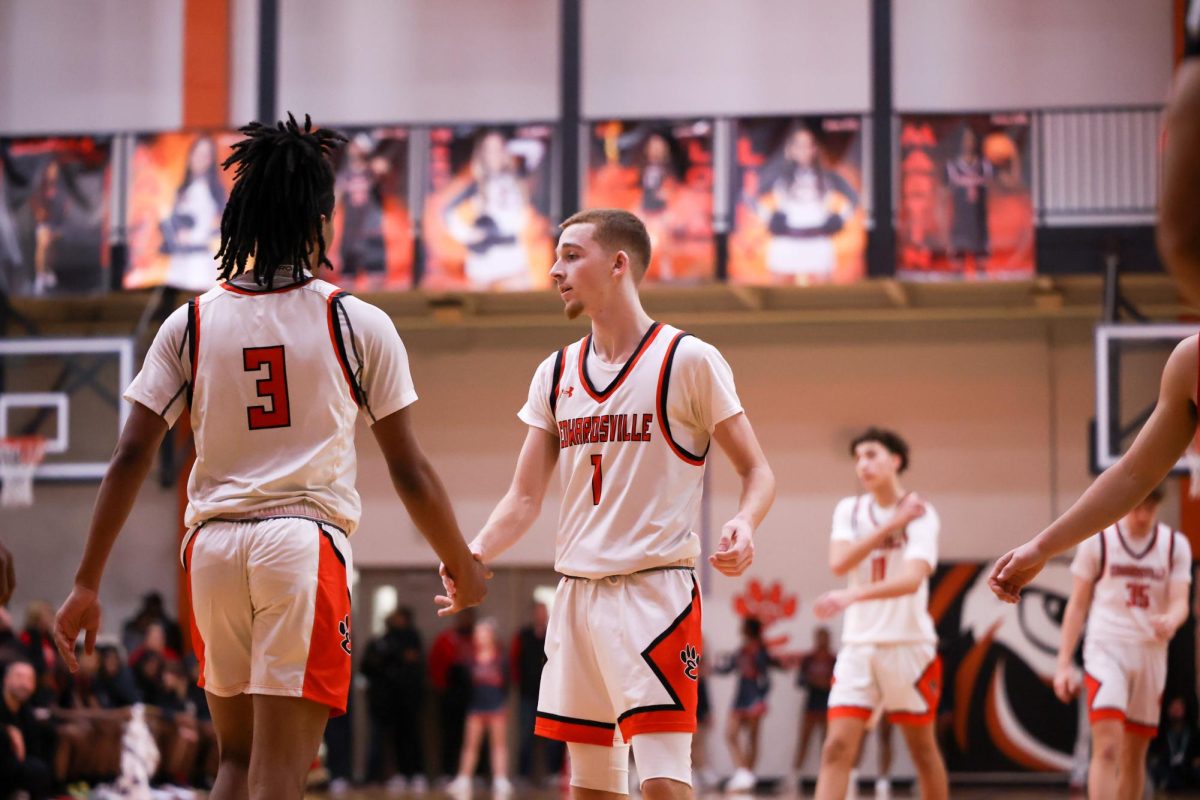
top-left (582, 0), bottom-right (871, 118)
top-left (276, 0), bottom-right (560, 125)
top-left (0, 0), bottom-right (183, 134)
top-left (229, 0), bottom-right (260, 127)
top-left (895, 0), bottom-right (1175, 110)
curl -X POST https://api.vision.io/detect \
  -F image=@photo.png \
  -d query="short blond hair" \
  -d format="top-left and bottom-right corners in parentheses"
top-left (560, 208), bottom-right (652, 282)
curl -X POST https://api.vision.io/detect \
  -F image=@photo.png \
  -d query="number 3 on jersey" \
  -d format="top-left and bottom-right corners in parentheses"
top-left (590, 454), bottom-right (603, 505)
top-left (243, 345), bottom-right (291, 430)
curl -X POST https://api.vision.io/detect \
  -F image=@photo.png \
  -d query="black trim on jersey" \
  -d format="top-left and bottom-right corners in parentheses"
top-left (160, 383), bottom-right (188, 418)
top-left (1116, 522), bottom-right (1157, 560)
top-left (338, 296), bottom-right (375, 420)
top-left (615, 576), bottom-right (699, 726)
top-left (180, 521), bottom-right (206, 571)
top-left (657, 333), bottom-right (709, 464)
top-left (548, 348), bottom-right (565, 415)
top-left (185, 298), bottom-right (198, 407)
top-left (1169, 528), bottom-right (1177, 572)
top-left (534, 711), bottom-right (616, 731)
top-left (581, 321), bottom-right (662, 401)
top-left (208, 514), bottom-right (348, 536)
top-left (1096, 530), bottom-right (1107, 582)
top-left (328, 293), bottom-right (369, 413)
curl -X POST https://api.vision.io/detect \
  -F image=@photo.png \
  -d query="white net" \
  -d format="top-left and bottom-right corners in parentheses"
top-left (0, 437), bottom-right (45, 507)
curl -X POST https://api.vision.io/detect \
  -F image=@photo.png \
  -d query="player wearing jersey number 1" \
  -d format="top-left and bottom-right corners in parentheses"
top-left (51, 114), bottom-right (487, 800)
top-left (443, 208), bottom-right (775, 799)
top-left (811, 429), bottom-right (949, 800)
top-left (1053, 487), bottom-right (1191, 800)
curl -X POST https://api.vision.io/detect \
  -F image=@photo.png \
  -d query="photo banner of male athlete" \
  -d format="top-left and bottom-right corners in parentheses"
top-left (125, 131), bottom-right (239, 292)
top-left (328, 127), bottom-right (413, 292)
top-left (729, 116), bottom-right (866, 286)
top-left (422, 124), bottom-right (555, 291)
top-left (897, 113), bottom-right (1035, 281)
top-left (0, 136), bottom-right (112, 297)
top-left (584, 119), bottom-right (715, 284)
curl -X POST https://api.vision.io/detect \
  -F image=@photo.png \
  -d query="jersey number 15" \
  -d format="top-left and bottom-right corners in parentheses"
top-left (243, 346), bottom-right (291, 430)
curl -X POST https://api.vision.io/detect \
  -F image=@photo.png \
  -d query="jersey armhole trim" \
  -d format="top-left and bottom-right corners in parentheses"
top-left (548, 348), bottom-right (566, 415)
top-left (1169, 528), bottom-right (1177, 573)
top-left (1095, 530), bottom-right (1107, 584)
top-left (326, 290), bottom-right (367, 410)
top-left (655, 331), bottom-right (708, 466)
top-left (186, 297), bottom-right (200, 407)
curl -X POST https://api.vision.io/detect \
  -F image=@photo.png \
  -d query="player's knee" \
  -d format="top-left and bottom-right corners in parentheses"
top-left (1093, 738), bottom-right (1120, 766)
top-left (632, 732), bottom-right (692, 789)
top-left (906, 733), bottom-right (942, 771)
top-left (820, 734), bottom-right (856, 767)
top-left (568, 741), bottom-right (630, 795)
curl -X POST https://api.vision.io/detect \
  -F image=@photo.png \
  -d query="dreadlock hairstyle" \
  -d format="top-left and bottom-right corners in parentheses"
top-left (216, 113), bottom-right (347, 288)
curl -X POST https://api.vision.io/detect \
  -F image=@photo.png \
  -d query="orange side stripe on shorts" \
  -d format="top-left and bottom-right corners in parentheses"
top-left (1125, 720), bottom-right (1158, 738)
top-left (1089, 708), bottom-right (1127, 724)
top-left (619, 709), bottom-right (696, 740)
top-left (301, 527), bottom-right (352, 716)
top-left (184, 530), bottom-right (206, 688)
top-left (829, 706), bottom-right (873, 721)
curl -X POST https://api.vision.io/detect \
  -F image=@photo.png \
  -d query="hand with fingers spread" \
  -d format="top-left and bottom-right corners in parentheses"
top-left (709, 517), bottom-right (755, 577)
top-left (988, 541), bottom-right (1047, 603)
top-left (0, 540), bottom-right (14, 607)
top-left (436, 551), bottom-right (491, 617)
top-left (896, 492), bottom-right (927, 525)
top-left (53, 585), bottom-right (102, 672)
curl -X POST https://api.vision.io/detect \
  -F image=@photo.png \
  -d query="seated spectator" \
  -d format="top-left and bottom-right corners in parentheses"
top-left (0, 661), bottom-right (54, 798)
top-left (0, 607), bottom-right (25, 670)
top-left (122, 592), bottom-right (183, 656)
top-left (185, 657), bottom-right (217, 788)
top-left (133, 651), bottom-right (168, 707)
top-left (18, 601), bottom-right (61, 705)
top-left (54, 644), bottom-right (125, 785)
top-left (95, 644), bottom-right (140, 709)
top-left (153, 661), bottom-right (199, 787)
top-left (128, 622), bottom-right (181, 670)
top-left (1151, 696), bottom-right (1200, 791)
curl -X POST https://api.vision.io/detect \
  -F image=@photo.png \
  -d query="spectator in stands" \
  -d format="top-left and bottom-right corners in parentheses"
top-left (446, 619), bottom-right (512, 798)
top-left (510, 601), bottom-right (562, 786)
top-left (95, 644), bottom-right (140, 709)
top-left (0, 607), bottom-right (26, 669)
top-left (122, 592), bottom-right (183, 655)
top-left (186, 656), bottom-right (218, 788)
top-left (791, 626), bottom-right (837, 790)
top-left (132, 650), bottom-right (168, 707)
top-left (54, 644), bottom-right (124, 785)
top-left (1151, 696), bottom-right (1200, 791)
top-left (129, 621), bottom-right (181, 669)
top-left (155, 660), bottom-right (200, 787)
top-left (361, 606), bottom-right (426, 792)
top-left (19, 601), bottom-right (60, 704)
top-left (430, 609), bottom-right (476, 782)
top-left (0, 661), bottom-right (54, 798)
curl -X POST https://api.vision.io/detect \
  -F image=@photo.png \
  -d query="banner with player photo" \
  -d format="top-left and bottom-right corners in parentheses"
top-left (897, 113), bottom-right (1035, 281)
top-left (729, 116), bottom-right (866, 285)
top-left (0, 136), bottom-right (112, 296)
top-left (422, 124), bottom-right (555, 291)
top-left (328, 126), bottom-right (413, 291)
top-left (125, 131), bottom-right (239, 292)
top-left (584, 119), bottom-right (715, 284)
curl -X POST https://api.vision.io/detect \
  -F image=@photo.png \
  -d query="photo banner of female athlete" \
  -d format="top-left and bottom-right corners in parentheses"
top-left (729, 116), bottom-right (865, 285)
top-left (897, 113), bottom-right (1035, 281)
top-left (584, 119), bottom-right (715, 284)
top-left (125, 131), bottom-right (238, 292)
top-left (328, 127), bottom-right (413, 292)
top-left (0, 136), bottom-right (112, 297)
top-left (422, 124), bottom-right (555, 291)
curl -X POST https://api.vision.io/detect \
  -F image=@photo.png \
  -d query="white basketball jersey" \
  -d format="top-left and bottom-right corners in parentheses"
top-left (124, 269), bottom-right (417, 533)
top-left (830, 494), bottom-right (939, 645)
top-left (519, 322), bottom-right (743, 579)
top-left (1072, 523), bottom-right (1192, 645)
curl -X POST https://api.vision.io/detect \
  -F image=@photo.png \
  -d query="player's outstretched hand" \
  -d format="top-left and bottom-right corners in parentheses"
top-left (53, 586), bottom-right (101, 673)
top-left (709, 518), bottom-right (754, 577)
top-left (812, 589), bottom-right (855, 620)
top-left (988, 542), bottom-right (1047, 603)
top-left (0, 540), bottom-right (14, 607)
top-left (1052, 666), bottom-right (1080, 703)
top-left (436, 553), bottom-right (491, 617)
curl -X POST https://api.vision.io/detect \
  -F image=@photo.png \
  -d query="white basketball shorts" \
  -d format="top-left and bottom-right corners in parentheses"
top-left (1084, 638), bottom-right (1166, 737)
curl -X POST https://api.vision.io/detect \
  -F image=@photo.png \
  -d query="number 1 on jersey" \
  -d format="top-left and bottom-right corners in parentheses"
top-left (590, 454), bottom-right (603, 505)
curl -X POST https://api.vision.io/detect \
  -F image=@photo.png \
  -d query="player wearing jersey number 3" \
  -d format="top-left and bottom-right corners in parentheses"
top-left (443, 208), bottom-right (775, 799)
top-left (52, 114), bottom-right (487, 800)
top-left (811, 429), bottom-right (949, 800)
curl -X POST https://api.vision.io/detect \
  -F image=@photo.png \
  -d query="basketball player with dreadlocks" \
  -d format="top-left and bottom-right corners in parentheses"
top-left (444, 208), bottom-right (775, 799)
top-left (51, 114), bottom-right (488, 800)
top-left (989, 5), bottom-right (1200, 601)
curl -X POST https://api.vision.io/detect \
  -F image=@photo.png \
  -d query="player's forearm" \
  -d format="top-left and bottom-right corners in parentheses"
top-left (1056, 594), bottom-right (1088, 669)
top-left (830, 522), bottom-right (903, 576)
top-left (75, 446), bottom-right (158, 590)
top-left (472, 490), bottom-right (542, 562)
top-left (388, 458), bottom-right (475, 574)
top-left (731, 463), bottom-right (775, 533)
top-left (848, 572), bottom-right (922, 603)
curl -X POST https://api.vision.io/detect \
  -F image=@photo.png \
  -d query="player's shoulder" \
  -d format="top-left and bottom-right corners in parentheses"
top-left (834, 495), bottom-right (862, 514)
top-left (667, 330), bottom-right (731, 374)
top-left (320, 287), bottom-right (396, 331)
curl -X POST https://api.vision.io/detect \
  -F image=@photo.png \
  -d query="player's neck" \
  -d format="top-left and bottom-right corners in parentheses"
top-left (870, 481), bottom-right (904, 508)
top-left (1122, 520), bottom-right (1155, 539)
top-left (588, 293), bottom-right (655, 364)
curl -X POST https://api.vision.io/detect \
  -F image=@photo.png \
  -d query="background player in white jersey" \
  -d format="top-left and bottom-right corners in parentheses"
top-left (50, 114), bottom-right (487, 800)
top-left (1053, 486), bottom-right (1191, 800)
top-left (442, 208), bottom-right (775, 799)
top-left (811, 428), bottom-right (949, 800)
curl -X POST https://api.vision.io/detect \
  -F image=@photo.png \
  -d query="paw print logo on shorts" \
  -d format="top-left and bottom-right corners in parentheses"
top-left (338, 615), bottom-right (352, 655)
top-left (679, 644), bottom-right (700, 681)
